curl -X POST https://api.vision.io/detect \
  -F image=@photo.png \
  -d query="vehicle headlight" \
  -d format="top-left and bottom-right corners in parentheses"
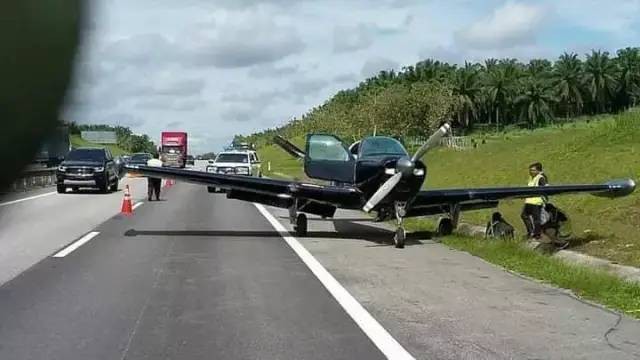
top-left (235, 167), bottom-right (250, 175)
top-left (58, 166), bottom-right (66, 172)
top-left (94, 167), bottom-right (105, 172)
top-left (207, 166), bottom-right (218, 173)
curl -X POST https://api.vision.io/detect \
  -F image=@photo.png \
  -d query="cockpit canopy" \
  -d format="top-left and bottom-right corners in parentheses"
top-left (349, 136), bottom-right (408, 159)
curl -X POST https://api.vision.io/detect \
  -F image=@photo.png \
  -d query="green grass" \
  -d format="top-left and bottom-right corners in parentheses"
top-left (70, 134), bottom-right (129, 156)
top-left (442, 236), bottom-right (640, 319)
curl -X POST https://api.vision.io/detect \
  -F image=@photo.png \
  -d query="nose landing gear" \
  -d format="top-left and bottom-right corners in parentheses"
top-left (393, 201), bottom-right (407, 248)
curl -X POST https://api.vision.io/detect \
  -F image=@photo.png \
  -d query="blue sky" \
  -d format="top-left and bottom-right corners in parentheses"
top-left (63, 0), bottom-right (640, 154)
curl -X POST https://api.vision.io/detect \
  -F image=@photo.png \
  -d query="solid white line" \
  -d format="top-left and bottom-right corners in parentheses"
top-left (53, 231), bottom-right (100, 258)
top-left (0, 191), bottom-right (56, 207)
top-left (133, 202), bottom-right (144, 210)
top-left (253, 203), bottom-right (415, 360)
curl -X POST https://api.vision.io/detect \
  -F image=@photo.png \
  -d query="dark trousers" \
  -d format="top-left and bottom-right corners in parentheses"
top-left (148, 177), bottom-right (161, 200)
top-left (521, 204), bottom-right (543, 238)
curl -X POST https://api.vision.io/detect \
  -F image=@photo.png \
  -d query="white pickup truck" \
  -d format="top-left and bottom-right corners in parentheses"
top-left (205, 150), bottom-right (262, 193)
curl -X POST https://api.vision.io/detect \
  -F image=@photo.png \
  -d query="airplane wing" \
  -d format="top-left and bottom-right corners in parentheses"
top-left (407, 179), bottom-right (636, 217)
top-left (126, 165), bottom-right (364, 213)
top-left (273, 135), bottom-right (305, 159)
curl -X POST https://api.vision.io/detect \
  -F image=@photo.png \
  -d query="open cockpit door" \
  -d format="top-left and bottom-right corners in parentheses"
top-left (304, 134), bottom-right (355, 183)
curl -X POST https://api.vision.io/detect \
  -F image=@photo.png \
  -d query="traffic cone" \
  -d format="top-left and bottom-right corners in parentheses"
top-left (121, 185), bottom-right (133, 216)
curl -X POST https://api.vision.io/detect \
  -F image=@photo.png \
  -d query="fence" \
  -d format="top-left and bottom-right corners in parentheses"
top-left (6, 167), bottom-right (57, 193)
top-left (406, 136), bottom-right (471, 151)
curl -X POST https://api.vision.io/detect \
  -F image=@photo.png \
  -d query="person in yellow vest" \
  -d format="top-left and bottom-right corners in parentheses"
top-left (520, 162), bottom-right (548, 239)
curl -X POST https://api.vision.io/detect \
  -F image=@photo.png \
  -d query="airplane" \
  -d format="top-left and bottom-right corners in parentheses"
top-left (127, 124), bottom-right (636, 248)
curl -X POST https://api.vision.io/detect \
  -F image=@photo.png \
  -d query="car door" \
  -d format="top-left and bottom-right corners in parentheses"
top-left (251, 152), bottom-right (261, 176)
top-left (104, 149), bottom-right (116, 180)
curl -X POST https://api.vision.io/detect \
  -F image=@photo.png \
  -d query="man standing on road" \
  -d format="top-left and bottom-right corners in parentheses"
top-left (521, 162), bottom-right (548, 240)
top-left (146, 152), bottom-right (163, 201)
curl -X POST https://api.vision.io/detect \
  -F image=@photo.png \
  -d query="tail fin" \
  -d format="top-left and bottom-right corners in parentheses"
top-left (274, 135), bottom-right (305, 160)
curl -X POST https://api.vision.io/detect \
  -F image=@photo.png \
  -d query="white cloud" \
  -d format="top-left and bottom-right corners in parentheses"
top-left (455, 1), bottom-right (549, 49)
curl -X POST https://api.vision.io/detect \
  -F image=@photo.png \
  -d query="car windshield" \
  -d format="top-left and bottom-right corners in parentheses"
top-left (65, 149), bottom-right (105, 161)
top-left (130, 154), bottom-right (151, 161)
top-left (216, 153), bottom-right (249, 163)
top-left (360, 137), bottom-right (408, 157)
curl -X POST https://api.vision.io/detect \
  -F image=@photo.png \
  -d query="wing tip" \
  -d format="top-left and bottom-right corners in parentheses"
top-left (600, 178), bottom-right (636, 198)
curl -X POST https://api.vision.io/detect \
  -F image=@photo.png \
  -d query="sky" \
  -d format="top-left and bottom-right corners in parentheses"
top-left (63, 0), bottom-right (640, 154)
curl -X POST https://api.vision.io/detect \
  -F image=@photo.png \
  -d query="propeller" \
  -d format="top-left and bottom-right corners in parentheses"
top-left (362, 123), bottom-right (451, 213)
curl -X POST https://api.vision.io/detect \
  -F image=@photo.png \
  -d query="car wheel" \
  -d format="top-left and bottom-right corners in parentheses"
top-left (57, 184), bottom-right (66, 194)
top-left (207, 186), bottom-right (216, 193)
top-left (110, 178), bottom-right (118, 192)
top-left (100, 177), bottom-right (110, 194)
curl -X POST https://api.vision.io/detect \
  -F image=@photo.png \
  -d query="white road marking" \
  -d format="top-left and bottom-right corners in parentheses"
top-left (254, 203), bottom-right (415, 360)
top-left (53, 231), bottom-right (100, 258)
top-left (0, 191), bottom-right (56, 207)
top-left (133, 202), bottom-right (144, 210)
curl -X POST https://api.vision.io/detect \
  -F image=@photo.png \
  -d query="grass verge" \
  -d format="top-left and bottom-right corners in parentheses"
top-left (441, 235), bottom-right (640, 319)
top-left (70, 135), bottom-right (129, 156)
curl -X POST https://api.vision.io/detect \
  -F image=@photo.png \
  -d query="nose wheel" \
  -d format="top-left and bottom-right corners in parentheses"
top-left (393, 201), bottom-right (407, 248)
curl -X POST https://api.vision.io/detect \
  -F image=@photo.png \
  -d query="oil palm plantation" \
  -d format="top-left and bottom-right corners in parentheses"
top-left (615, 47), bottom-right (640, 109)
top-left (452, 62), bottom-right (481, 127)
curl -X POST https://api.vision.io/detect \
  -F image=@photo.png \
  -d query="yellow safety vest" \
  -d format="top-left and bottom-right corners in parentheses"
top-left (525, 174), bottom-right (545, 205)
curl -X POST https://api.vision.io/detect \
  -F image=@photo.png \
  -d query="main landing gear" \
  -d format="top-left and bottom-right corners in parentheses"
top-left (437, 204), bottom-right (460, 236)
top-left (289, 203), bottom-right (308, 237)
top-left (393, 201), bottom-right (407, 248)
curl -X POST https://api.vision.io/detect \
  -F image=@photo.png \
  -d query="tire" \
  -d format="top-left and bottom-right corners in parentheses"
top-left (438, 218), bottom-right (454, 236)
top-left (394, 227), bottom-right (405, 248)
top-left (110, 178), bottom-right (118, 192)
top-left (295, 214), bottom-right (308, 237)
top-left (100, 177), bottom-right (110, 194)
top-left (207, 186), bottom-right (216, 193)
top-left (57, 184), bottom-right (66, 194)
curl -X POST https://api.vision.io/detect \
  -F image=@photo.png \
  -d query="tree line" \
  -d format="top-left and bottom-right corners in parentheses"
top-left (238, 47), bottom-right (640, 147)
top-left (68, 122), bottom-right (157, 154)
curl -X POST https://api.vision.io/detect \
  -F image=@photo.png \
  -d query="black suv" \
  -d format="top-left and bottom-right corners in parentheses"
top-left (56, 147), bottom-right (119, 193)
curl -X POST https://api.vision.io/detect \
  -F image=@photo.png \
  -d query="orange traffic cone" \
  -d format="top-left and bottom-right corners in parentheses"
top-left (121, 185), bottom-right (133, 216)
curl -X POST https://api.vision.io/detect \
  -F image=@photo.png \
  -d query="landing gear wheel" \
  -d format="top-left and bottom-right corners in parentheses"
top-left (294, 213), bottom-right (308, 237)
top-left (394, 227), bottom-right (405, 248)
top-left (438, 218), bottom-right (454, 236)
top-left (57, 185), bottom-right (66, 194)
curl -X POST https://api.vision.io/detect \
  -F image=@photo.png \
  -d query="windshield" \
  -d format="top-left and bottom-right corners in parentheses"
top-left (65, 149), bottom-right (105, 162)
top-left (163, 146), bottom-right (183, 154)
top-left (130, 153), bottom-right (151, 162)
top-left (360, 137), bottom-right (408, 157)
top-left (215, 153), bottom-right (249, 163)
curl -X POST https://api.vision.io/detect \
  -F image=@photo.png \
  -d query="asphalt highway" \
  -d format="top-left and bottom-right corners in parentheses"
top-left (1, 180), bottom-right (640, 359)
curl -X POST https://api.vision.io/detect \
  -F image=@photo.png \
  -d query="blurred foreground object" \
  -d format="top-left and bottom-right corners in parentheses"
top-left (0, 1), bottom-right (84, 190)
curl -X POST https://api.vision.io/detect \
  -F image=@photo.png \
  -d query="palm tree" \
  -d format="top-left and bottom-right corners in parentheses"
top-left (484, 67), bottom-right (512, 130)
top-left (615, 47), bottom-right (640, 109)
top-left (516, 80), bottom-right (555, 127)
top-left (583, 50), bottom-right (618, 113)
top-left (527, 59), bottom-right (553, 78)
top-left (553, 52), bottom-right (584, 118)
top-left (452, 62), bottom-right (481, 127)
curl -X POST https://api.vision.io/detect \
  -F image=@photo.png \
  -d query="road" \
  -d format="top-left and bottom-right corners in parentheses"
top-left (1, 181), bottom-right (639, 359)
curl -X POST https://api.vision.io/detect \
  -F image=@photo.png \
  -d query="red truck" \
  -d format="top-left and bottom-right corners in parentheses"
top-left (160, 131), bottom-right (188, 168)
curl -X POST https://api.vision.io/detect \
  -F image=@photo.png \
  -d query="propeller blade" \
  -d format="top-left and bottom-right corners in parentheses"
top-left (411, 123), bottom-right (451, 162)
top-left (363, 172), bottom-right (403, 212)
